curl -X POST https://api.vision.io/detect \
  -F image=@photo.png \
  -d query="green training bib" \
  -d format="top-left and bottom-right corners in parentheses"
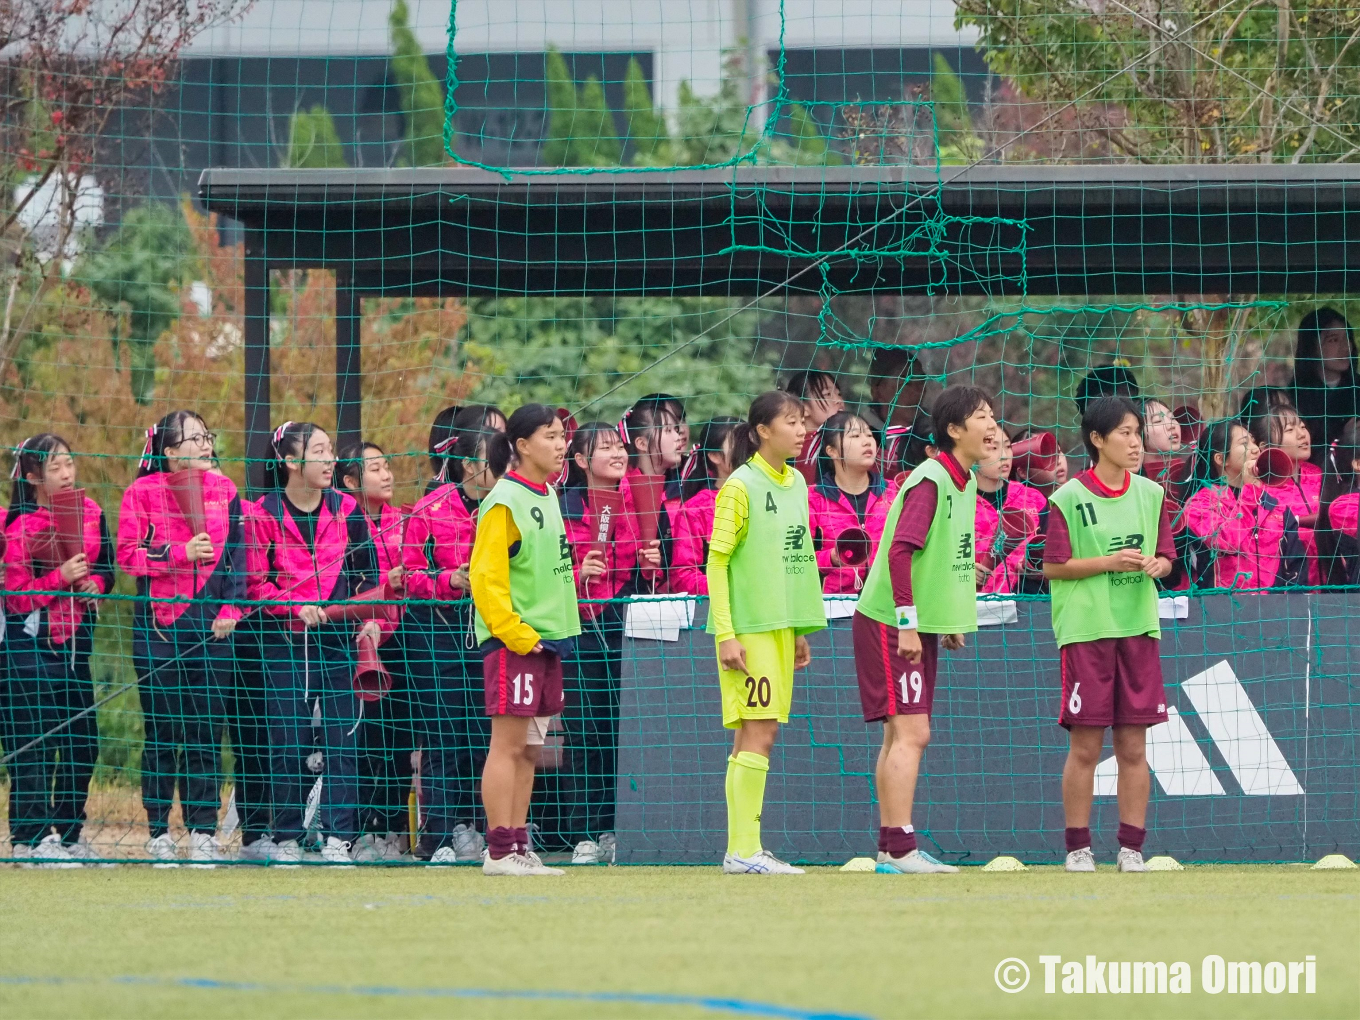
top-left (707, 460), bottom-right (826, 636)
top-left (1048, 473), bottom-right (1164, 647)
top-left (474, 476), bottom-right (582, 644)
top-left (857, 457), bottom-right (978, 634)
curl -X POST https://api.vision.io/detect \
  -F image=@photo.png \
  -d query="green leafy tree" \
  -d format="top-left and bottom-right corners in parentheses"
top-left (389, 0), bottom-right (447, 166)
top-left (541, 48), bottom-right (580, 166)
top-left (930, 54), bottom-right (982, 164)
top-left (621, 57), bottom-right (672, 165)
top-left (84, 203), bottom-right (196, 404)
top-left (459, 296), bottom-right (778, 420)
top-left (284, 105), bottom-right (349, 169)
top-left (573, 76), bottom-right (624, 166)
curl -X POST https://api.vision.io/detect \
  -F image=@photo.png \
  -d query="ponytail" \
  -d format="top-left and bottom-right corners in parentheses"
top-left (729, 390), bottom-right (803, 469)
top-left (136, 410), bottom-right (210, 477)
top-left (7, 433), bottom-right (70, 524)
top-left (681, 416), bottom-right (743, 503)
top-left (486, 403), bottom-right (557, 479)
top-left (263, 420), bottom-right (320, 490)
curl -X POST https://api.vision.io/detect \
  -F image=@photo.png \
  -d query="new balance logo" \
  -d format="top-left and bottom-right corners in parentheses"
top-left (1094, 661), bottom-right (1304, 797)
top-left (957, 533), bottom-right (973, 558)
top-left (1105, 533), bottom-right (1144, 553)
top-left (783, 525), bottom-right (807, 551)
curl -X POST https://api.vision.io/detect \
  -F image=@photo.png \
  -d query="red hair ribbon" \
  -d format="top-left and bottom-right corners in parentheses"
top-left (137, 425), bottom-right (158, 471)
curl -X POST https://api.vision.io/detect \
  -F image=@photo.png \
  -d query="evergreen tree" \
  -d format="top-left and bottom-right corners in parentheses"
top-left (621, 57), bottom-right (672, 165)
top-left (541, 48), bottom-right (580, 166)
top-left (389, 0), bottom-right (447, 166)
top-left (573, 75), bottom-right (623, 166)
top-left (284, 105), bottom-right (348, 169)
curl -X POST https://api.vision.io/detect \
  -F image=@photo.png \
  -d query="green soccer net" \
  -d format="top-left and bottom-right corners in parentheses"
top-left (0, 0), bottom-right (1354, 867)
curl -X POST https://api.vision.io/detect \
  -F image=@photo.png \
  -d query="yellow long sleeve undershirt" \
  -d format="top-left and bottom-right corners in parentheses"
top-left (468, 502), bottom-right (541, 654)
top-left (705, 453), bottom-right (792, 642)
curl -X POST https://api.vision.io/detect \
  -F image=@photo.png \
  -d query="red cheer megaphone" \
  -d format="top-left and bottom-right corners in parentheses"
top-left (1255, 447), bottom-right (1296, 486)
top-left (1011, 432), bottom-right (1058, 484)
top-left (353, 634), bottom-right (392, 702)
top-left (835, 527), bottom-right (872, 567)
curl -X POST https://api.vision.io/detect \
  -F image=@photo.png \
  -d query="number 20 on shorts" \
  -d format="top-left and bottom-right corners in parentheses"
top-left (744, 675), bottom-right (771, 708)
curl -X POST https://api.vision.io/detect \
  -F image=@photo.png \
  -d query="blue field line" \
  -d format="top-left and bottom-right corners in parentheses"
top-left (0, 974), bottom-right (873, 1020)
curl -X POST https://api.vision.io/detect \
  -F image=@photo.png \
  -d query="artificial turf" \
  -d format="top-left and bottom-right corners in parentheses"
top-left (0, 865), bottom-right (1354, 1019)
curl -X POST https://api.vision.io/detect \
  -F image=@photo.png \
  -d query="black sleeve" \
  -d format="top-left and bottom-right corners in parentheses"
top-left (222, 495), bottom-right (247, 608)
top-left (94, 511), bottom-right (116, 593)
top-left (344, 512), bottom-right (379, 595)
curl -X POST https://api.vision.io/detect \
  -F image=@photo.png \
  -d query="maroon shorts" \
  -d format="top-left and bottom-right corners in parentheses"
top-left (483, 645), bottom-right (565, 718)
top-left (1058, 635), bottom-right (1167, 729)
top-left (852, 612), bottom-right (939, 722)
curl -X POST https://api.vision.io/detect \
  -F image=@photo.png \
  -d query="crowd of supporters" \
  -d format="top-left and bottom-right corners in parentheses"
top-left (2, 308), bottom-right (1356, 868)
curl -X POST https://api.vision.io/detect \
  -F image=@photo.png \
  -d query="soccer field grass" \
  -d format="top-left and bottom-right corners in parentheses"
top-left (0, 865), bottom-right (1354, 1019)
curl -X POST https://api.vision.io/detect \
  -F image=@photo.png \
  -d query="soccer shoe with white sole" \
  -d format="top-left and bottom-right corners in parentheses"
top-left (321, 837), bottom-right (356, 867)
top-left (146, 832), bottom-right (180, 868)
top-left (482, 852), bottom-right (563, 876)
top-left (237, 837), bottom-right (279, 864)
top-left (64, 838), bottom-right (115, 867)
top-left (452, 823), bottom-right (485, 862)
top-left (1065, 847), bottom-right (1097, 872)
top-left (271, 839), bottom-right (304, 867)
top-left (722, 850), bottom-right (804, 875)
top-left (187, 831), bottom-right (227, 868)
top-left (572, 840), bottom-right (604, 864)
top-left (351, 834), bottom-right (389, 864)
top-left (876, 849), bottom-right (959, 874)
top-left (1116, 848), bottom-right (1148, 872)
top-left (31, 835), bottom-right (81, 869)
top-left (429, 846), bottom-right (459, 865)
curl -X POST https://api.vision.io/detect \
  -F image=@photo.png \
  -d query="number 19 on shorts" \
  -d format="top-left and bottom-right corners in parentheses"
top-left (898, 670), bottom-right (923, 705)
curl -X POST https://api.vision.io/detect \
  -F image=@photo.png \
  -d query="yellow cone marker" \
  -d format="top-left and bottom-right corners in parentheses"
top-left (1312, 854), bottom-right (1357, 870)
top-left (982, 855), bottom-right (1026, 872)
top-left (840, 857), bottom-right (877, 872)
top-left (1145, 855), bottom-right (1184, 871)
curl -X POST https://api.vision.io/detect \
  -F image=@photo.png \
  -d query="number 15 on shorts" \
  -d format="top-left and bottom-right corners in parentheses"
top-left (899, 670), bottom-right (924, 705)
top-left (512, 672), bottom-right (535, 705)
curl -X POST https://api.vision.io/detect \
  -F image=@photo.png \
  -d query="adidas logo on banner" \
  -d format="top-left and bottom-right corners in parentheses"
top-left (1095, 661), bottom-right (1304, 797)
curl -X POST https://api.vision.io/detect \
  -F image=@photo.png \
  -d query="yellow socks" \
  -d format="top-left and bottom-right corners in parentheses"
top-left (725, 751), bottom-right (769, 858)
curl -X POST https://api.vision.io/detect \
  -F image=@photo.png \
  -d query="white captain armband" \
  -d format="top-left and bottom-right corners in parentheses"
top-left (895, 605), bottom-right (919, 630)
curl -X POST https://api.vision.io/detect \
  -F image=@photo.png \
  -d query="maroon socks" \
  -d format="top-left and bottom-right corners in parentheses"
top-left (1117, 822), bottom-right (1147, 853)
top-left (515, 827), bottom-right (530, 854)
top-left (878, 825), bottom-right (917, 857)
top-left (487, 826), bottom-right (516, 861)
top-left (1064, 826), bottom-right (1091, 852)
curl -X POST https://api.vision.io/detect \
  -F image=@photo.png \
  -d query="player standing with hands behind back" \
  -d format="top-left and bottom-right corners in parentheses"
top-left (470, 404), bottom-right (582, 876)
top-left (853, 386), bottom-right (996, 874)
top-left (706, 391), bottom-right (825, 875)
top-left (1044, 396), bottom-right (1176, 873)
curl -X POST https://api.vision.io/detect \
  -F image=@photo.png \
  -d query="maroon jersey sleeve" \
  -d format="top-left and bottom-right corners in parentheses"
top-left (888, 479), bottom-right (939, 607)
top-left (1155, 498), bottom-right (1177, 561)
top-left (1043, 501), bottom-right (1073, 563)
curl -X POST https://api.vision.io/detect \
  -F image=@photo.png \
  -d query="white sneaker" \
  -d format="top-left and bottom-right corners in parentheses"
top-left (722, 850), bottom-right (804, 875)
top-left (272, 839), bottom-right (304, 867)
top-left (11, 843), bottom-right (37, 867)
top-left (32, 834), bottom-right (81, 869)
top-left (1117, 847), bottom-right (1148, 872)
top-left (482, 851), bottom-right (563, 876)
top-left (65, 838), bottom-right (115, 867)
top-left (321, 837), bottom-right (356, 867)
top-left (1065, 847), bottom-right (1097, 872)
top-left (237, 837), bottom-right (279, 864)
top-left (429, 846), bottom-right (459, 865)
top-left (876, 849), bottom-right (959, 874)
top-left (572, 840), bottom-right (604, 864)
top-left (452, 824), bottom-right (485, 862)
top-left (599, 831), bottom-right (616, 864)
top-left (146, 832), bottom-right (180, 868)
top-left (187, 831), bottom-right (226, 869)
top-left (351, 834), bottom-right (388, 864)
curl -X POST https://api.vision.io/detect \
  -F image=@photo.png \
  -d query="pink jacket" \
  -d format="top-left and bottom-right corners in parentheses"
top-left (561, 485), bottom-right (643, 620)
top-left (1260, 461), bottom-right (1323, 583)
top-left (116, 471), bottom-right (245, 628)
top-left (401, 482), bottom-right (477, 603)
top-left (4, 495), bottom-right (114, 645)
top-left (246, 489), bottom-right (379, 630)
top-left (1330, 492), bottom-right (1359, 538)
top-left (360, 501), bottom-right (404, 641)
top-left (1184, 483), bottom-right (1305, 589)
top-left (974, 481), bottom-right (1046, 595)
top-left (808, 480), bottom-right (889, 594)
top-left (670, 487), bottom-right (717, 595)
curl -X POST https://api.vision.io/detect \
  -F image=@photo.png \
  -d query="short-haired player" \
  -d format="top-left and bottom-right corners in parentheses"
top-left (470, 404), bottom-right (583, 876)
top-left (1044, 396), bottom-right (1176, 873)
top-left (853, 385), bottom-right (997, 874)
top-left (707, 391), bottom-right (827, 874)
